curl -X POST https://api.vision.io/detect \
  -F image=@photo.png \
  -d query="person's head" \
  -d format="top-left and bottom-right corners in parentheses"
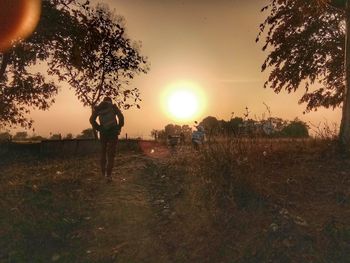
top-left (197, 126), bottom-right (204, 132)
top-left (103, 96), bottom-right (112, 103)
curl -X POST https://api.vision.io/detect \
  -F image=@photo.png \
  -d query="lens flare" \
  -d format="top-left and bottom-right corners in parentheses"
top-left (0, 0), bottom-right (41, 51)
top-left (138, 141), bottom-right (170, 158)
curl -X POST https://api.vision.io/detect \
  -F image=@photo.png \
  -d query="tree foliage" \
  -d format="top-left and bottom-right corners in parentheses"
top-left (49, 133), bottom-right (62, 140)
top-left (13, 131), bottom-right (28, 141)
top-left (49, 3), bottom-right (149, 110)
top-left (155, 124), bottom-right (193, 141)
top-left (76, 128), bottom-right (94, 139)
top-left (281, 119), bottom-right (309, 137)
top-left (64, 133), bottom-right (73, 139)
top-left (0, 131), bottom-right (11, 141)
top-left (0, 0), bottom-right (82, 128)
top-left (257, 0), bottom-right (345, 112)
top-left (0, 0), bottom-right (148, 130)
top-left (200, 116), bottom-right (220, 135)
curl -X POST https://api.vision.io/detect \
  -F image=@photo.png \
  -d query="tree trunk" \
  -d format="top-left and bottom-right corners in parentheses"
top-left (0, 52), bottom-right (10, 81)
top-left (91, 106), bottom-right (99, 140)
top-left (339, 0), bottom-right (350, 150)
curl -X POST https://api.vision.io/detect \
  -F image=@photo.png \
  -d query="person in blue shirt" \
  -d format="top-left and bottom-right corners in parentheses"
top-left (192, 125), bottom-right (205, 150)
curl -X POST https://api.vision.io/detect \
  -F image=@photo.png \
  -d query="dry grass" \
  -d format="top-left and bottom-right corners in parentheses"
top-left (1, 138), bottom-right (350, 262)
top-left (164, 138), bottom-right (350, 262)
top-left (0, 156), bottom-right (102, 262)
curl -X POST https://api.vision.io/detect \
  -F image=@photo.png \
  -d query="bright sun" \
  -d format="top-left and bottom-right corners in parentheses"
top-left (162, 81), bottom-right (205, 121)
top-left (168, 90), bottom-right (198, 119)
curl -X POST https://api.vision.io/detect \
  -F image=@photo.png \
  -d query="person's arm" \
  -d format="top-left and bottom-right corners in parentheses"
top-left (113, 104), bottom-right (124, 128)
top-left (89, 108), bottom-right (101, 131)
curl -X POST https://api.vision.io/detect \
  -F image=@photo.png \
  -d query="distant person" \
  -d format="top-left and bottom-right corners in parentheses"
top-left (180, 132), bottom-right (185, 144)
top-left (192, 125), bottom-right (205, 150)
top-left (168, 134), bottom-right (178, 154)
top-left (90, 97), bottom-right (124, 181)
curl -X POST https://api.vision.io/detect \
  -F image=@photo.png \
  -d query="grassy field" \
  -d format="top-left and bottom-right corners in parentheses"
top-left (173, 138), bottom-right (350, 262)
top-left (1, 138), bottom-right (350, 262)
top-left (0, 156), bottom-right (101, 262)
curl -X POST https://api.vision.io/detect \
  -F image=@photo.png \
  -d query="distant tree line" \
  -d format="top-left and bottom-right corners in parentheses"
top-left (0, 128), bottom-right (96, 142)
top-left (152, 115), bottom-right (309, 141)
top-left (151, 124), bottom-right (192, 142)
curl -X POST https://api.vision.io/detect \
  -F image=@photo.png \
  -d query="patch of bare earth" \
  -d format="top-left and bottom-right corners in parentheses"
top-left (80, 153), bottom-right (181, 262)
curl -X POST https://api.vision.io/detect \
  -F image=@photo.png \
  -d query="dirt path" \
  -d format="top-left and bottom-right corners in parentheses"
top-left (80, 153), bottom-right (181, 263)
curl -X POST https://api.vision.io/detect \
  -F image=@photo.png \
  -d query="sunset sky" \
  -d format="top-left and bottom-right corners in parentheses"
top-left (23, 0), bottom-right (341, 138)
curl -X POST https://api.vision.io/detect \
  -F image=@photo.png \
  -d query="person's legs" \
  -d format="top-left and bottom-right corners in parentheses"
top-left (192, 139), bottom-right (199, 151)
top-left (100, 137), bottom-right (107, 176)
top-left (106, 136), bottom-right (118, 178)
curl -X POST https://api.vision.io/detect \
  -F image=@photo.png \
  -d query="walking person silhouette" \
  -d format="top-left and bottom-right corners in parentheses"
top-left (90, 97), bottom-right (124, 182)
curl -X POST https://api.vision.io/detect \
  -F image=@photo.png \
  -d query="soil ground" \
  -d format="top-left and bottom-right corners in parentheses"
top-left (1, 141), bottom-right (350, 262)
top-left (80, 153), bottom-right (178, 262)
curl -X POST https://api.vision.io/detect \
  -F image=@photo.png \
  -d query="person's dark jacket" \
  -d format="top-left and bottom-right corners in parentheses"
top-left (89, 101), bottom-right (124, 137)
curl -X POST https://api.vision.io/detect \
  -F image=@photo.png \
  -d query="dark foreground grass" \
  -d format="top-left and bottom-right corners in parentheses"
top-left (164, 138), bottom-right (350, 262)
top-left (0, 156), bottom-right (101, 262)
top-left (1, 139), bottom-right (350, 263)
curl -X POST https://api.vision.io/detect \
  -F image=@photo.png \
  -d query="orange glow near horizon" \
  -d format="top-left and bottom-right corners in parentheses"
top-left (0, 0), bottom-right (41, 51)
top-left (162, 81), bottom-right (206, 123)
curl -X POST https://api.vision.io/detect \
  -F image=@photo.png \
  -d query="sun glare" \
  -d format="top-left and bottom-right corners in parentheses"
top-left (162, 81), bottom-right (205, 122)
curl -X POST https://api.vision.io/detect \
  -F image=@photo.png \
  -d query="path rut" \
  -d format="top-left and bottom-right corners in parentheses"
top-left (81, 153), bottom-right (179, 263)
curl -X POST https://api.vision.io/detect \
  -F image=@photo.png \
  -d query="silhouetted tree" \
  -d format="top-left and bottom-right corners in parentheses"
top-left (164, 124), bottom-right (182, 136)
top-left (257, 0), bottom-right (350, 145)
top-left (164, 124), bottom-right (174, 136)
top-left (49, 133), bottom-right (62, 140)
top-left (222, 117), bottom-right (244, 136)
top-left (200, 116), bottom-right (220, 141)
top-left (156, 130), bottom-right (167, 141)
top-left (0, 131), bottom-right (11, 141)
top-left (50, 3), bottom-right (148, 113)
top-left (77, 128), bottom-right (94, 139)
top-left (0, 0), bottom-right (83, 128)
top-left (13, 131), bottom-right (28, 141)
top-left (154, 124), bottom-right (193, 142)
top-left (258, 0), bottom-right (343, 111)
top-left (64, 133), bottom-right (73, 139)
top-left (49, 3), bottom-right (148, 139)
top-left (280, 119), bottom-right (309, 138)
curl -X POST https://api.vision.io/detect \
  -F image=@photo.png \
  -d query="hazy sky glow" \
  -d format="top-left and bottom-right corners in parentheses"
top-left (16, 0), bottom-right (341, 138)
